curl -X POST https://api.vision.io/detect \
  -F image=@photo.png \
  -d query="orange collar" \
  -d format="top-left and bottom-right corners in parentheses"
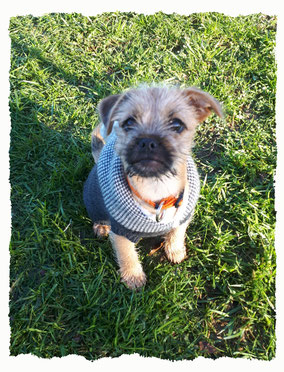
top-left (126, 177), bottom-right (184, 212)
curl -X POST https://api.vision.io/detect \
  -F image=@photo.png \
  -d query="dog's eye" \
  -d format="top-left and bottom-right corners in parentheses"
top-left (122, 117), bottom-right (136, 132)
top-left (169, 118), bottom-right (185, 133)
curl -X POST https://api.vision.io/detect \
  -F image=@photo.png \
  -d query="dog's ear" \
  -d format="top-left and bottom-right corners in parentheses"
top-left (98, 94), bottom-right (122, 134)
top-left (183, 87), bottom-right (223, 123)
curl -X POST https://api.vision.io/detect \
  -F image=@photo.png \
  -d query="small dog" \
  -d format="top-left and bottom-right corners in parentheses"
top-left (83, 84), bottom-right (222, 289)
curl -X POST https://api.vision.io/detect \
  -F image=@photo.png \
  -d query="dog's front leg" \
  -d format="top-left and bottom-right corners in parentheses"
top-left (109, 232), bottom-right (146, 290)
top-left (164, 221), bottom-right (190, 263)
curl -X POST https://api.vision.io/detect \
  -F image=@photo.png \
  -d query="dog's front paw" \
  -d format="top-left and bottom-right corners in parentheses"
top-left (120, 266), bottom-right (146, 290)
top-left (93, 223), bottom-right (110, 237)
top-left (165, 244), bottom-right (187, 264)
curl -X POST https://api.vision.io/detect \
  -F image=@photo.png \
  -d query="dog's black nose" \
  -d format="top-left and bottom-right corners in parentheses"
top-left (136, 137), bottom-right (158, 151)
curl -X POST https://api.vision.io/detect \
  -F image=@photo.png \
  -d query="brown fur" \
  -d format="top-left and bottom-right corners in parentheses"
top-left (91, 124), bottom-right (105, 163)
top-left (93, 223), bottom-right (110, 237)
top-left (91, 84), bottom-right (223, 289)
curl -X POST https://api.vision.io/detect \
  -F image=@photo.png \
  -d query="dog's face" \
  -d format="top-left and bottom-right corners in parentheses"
top-left (98, 85), bottom-right (222, 178)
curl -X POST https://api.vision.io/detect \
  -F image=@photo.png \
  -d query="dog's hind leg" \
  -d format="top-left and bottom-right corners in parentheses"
top-left (93, 223), bottom-right (111, 237)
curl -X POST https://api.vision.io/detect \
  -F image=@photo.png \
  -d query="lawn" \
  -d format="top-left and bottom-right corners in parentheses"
top-left (9, 12), bottom-right (276, 360)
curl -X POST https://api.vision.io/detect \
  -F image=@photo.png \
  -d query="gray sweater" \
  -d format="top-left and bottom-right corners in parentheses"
top-left (83, 133), bottom-right (200, 243)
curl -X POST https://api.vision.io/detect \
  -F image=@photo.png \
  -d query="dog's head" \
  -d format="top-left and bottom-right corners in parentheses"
top-left (98, 85), bottom-right (222, 178)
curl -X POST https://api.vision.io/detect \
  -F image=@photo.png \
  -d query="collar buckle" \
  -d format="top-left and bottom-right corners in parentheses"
top-left (155, 201), bottom-right (165, 222)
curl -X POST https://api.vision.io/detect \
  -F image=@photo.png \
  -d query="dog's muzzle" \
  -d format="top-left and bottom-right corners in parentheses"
top-left (125, 135), bottom-right (174, 178)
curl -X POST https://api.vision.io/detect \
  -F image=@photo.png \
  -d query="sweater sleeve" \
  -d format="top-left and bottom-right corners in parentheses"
top-left (109, 217), bottom-right (142, 243)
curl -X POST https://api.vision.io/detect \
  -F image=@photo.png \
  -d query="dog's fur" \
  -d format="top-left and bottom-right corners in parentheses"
top-left (90, 84), bottom-right (222, 289)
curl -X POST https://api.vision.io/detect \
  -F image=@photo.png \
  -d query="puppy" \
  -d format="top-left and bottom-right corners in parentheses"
top-left (83, 84), bottom-right (222, 289)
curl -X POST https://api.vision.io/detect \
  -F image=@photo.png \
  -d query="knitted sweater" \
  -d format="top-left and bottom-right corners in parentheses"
top-left (83, 132), bottom-right (200, 243)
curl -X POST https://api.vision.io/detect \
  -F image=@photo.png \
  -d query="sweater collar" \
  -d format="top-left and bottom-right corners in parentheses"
top-left (97, 132), bottom-right (200, 234)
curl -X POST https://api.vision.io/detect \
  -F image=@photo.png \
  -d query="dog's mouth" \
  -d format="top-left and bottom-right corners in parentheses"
top-left (132, 158), bottom-right (166, 171)
top-left (133, 157), bottom-right (165, 166)
top-left (126, 159), bottom-right (172, 178)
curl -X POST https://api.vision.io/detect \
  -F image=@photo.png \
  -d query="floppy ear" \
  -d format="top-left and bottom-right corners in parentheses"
top-left (97, 94), bottom-right (122, 134)
top-left (183, 87), bottom-right (223, 123)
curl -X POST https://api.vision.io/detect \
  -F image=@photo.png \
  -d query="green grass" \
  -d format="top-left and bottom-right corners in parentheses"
top-left (9, 12), bottom-right (276, 360)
